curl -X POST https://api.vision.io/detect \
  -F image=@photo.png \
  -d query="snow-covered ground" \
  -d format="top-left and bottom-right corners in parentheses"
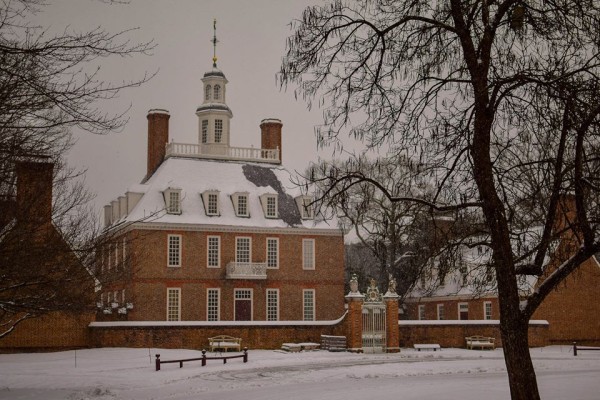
top-left (1, 346), bottom-right (598, 400)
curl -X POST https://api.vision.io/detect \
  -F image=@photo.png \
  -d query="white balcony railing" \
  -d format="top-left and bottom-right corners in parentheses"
top-left (226, 262), bottom-right (268, 280)
top-left (165, 142), bottom-right (280, 164)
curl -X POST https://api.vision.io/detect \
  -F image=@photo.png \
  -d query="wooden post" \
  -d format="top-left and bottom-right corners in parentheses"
top-left (202, 349), bottom-right (207, 366)
top-left (155, 354), bottom-right (161, 371)
top-left (574, 342), bottom-right (578, 356)
top-left (243, 348), bottom-right (248, 363)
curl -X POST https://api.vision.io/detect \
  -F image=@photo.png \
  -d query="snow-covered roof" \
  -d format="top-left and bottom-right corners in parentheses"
top-left (106, 156), bottom-right (340, 233)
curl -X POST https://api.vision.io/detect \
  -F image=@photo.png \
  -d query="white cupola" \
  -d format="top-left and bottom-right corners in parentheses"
top-left (196, 19), bottom-right (233, 148)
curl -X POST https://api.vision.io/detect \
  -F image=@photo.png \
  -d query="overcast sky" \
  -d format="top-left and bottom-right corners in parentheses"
top-left (38, 0), bottom-right (365, 217)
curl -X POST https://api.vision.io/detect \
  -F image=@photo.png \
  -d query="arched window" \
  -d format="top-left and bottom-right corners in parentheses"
top-left (213, 84), bottom-right (221, 100)
top-left (205, 85), bottom-right (211, 101)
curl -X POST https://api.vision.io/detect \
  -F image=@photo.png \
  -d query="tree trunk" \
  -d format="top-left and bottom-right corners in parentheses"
top-left (500, 313), bottom-right (541, 400)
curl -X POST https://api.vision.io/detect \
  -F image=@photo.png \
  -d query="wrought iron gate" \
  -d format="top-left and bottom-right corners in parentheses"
top-left (362, 302), bottom-right (386, 353)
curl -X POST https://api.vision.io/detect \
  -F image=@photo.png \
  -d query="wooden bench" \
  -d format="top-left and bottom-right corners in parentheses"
top-left (465, 335), bottom-right (495, 350)
top-left (414, 343), bottom-right (441, 351)
top-left (281, 343), bottom-right (302, 352)
top-left (208, 335), bottom-right (242, 352)
top-left (321, 335), bottom-right (347, 351)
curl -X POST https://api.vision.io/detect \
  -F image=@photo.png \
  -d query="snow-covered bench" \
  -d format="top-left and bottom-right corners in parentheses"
top-left (414, 343), bottom-right (441, 351)
top-left (208, 335), bottom-right (242, 352)
top-left (465, 335), bottom-right (495, 350)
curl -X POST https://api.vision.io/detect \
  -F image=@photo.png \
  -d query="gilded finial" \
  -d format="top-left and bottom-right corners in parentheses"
top-left (211, 18), bottom-right (218, 68)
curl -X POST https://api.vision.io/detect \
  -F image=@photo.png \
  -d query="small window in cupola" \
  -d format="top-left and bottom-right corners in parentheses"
top-left (214, 84), bottom-right (221, 100)
top-left (163, 188), bottom-right (182, 214)
top-left (205, 84), bottom-right (211, 101)
top-left (201, 120), bottom-right (208, 143)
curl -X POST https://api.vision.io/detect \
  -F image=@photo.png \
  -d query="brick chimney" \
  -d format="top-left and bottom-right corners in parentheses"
top-left (16, 157), bottom-right (54, 225)
top-left (260, 118), bottom-right (282, 164)
top-left (146, 109), bottom-right (170, 179)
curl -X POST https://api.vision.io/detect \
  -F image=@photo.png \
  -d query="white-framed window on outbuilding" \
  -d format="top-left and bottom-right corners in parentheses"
top-left (202, 191), bottom-right (220, 216)
top-left (302, 239), bottom-right (315, 270)
top-left (303, 289), bottom-right (315, 321)
top-left (207, 288), bottom-right (220, 321)
top-left (207, 236), bottom-right (220, 268)
top-left (266, 238), bottom-right (279, 269)
top-left (418, 304), bottom-right (426, 320)
top-left (266, 288), bottom-right (279, 321)
top-left (163, 188), bottom-right (182, 214)
top-left (167, 234), bottom-right (181, 267)
top-left (236, 237), bottom-right (251, 263)
top-left (484, 301), bottom-right (493, 320)
top-left (437, 303), bottom-right (445, 320)
top-left (458, 302), bottom-right (469, 320)
top-left (167, 288), bottom-right (181, 321)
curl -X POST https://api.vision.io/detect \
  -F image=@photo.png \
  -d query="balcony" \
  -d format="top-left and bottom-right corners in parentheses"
top-left (165, 142), bottom-right (280, 164)
top-left (226, 262), bottom-right (268, 280)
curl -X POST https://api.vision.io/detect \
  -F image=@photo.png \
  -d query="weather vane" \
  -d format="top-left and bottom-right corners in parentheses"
top-left (211, 18), bottom-right (219, 68)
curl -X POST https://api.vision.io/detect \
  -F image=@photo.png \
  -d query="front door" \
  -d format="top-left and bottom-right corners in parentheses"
top-left (234, 289), bottom-right (252, 321)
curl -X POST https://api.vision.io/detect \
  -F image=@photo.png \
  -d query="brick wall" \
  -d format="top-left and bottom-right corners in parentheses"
top-left (399, 321), bottom-right (549, 348)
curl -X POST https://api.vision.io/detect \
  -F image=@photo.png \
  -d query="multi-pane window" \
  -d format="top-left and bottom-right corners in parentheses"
top-left (167, 288), bottom-right (181, 321)
top-left (201, 120), bottom-right (208, 143)
top-left (214, 119), bottom-right (223, 143)
top-left (238, 195), bottom-right (248, 216)
top-left (168, 235), bottom-right (181, 267)
top-left (303, 289), bottom-right (315, 321)
top-left (205, 84), bottom-right (211, 101)
top-left (266, 195), bottom-right (277, 218)
top-left (266, 289), bottom-right (279, 321)
top-left (236, 237), bottom-right (251, 263)
top-left (266, 238), bottom-right (279, 269)
top-left (418, 304), bottom-right (426, 320)
top-left (122, 237), bottom-right (127, 266)
top-left (168, 191), bottom-right (181, 214)
top-left (437, 304), bottom-right (445, 320)
top-left (213, 84), bottom-right (221, 100)
top-left (484, 301), bottom-right (492, 320)
top-left (114, 242), bottom-right (119, 269)
top-left (207, 193), bottom-right (219, 215)
top-left (302, 239), bottom-right (315, 270)
top-left (207, 236), bottom-right (220, 268)
top-left (107, 244), bottom-right (112, 271)
top-left (207, 289), bottom-right (220, 321)
top-left (301, 197), bottom-right (313, 219)
top-left (459, 302), bottom-right (469, 320)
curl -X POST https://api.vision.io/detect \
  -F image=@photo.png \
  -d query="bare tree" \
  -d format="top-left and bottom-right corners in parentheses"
top-left (280, 1), bottom-right (600, 399)
top-left (0, 0), bottom-right (153, 338)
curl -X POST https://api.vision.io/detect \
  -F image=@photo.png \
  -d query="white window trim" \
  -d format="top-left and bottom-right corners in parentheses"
top-left (207, 288), bottom-right (220, 321)
top-left (302, 238), bottom-right (315, 270)
top-left (295, 195), bottom-right (314, 220)
top-left (303, 289), bottom-right (315, 321)
top-left (163, 188), bottom-right (182, 215)
top-left (483, 301), bottom-right (492, 320)
top-left (166, 288), bottom-right (181, 321)
top-left (266, 288), bottom-right (279, 321)
top-left (167, 234), bottom-right (182, 268)
top-left (260, 193), bottom-right (278, 219)
top-left (235, 236), bottom-right (252, 263)
top-left (234, 288), bottom-right (253, 321)
top-left (202, 191), bottom-right (220, 216)
top-left (458, 302), bottom-right (469, 320)
top-left (436, 303), bottom-right (444, 320)
top-left (418, 304), bottom-right (426, 320)
top-left (231, 192), bottom-right (250, 217)
top-left (266, 237), bottom-right (279, 269)
top-left (207, 235), bottom-right (221, 268)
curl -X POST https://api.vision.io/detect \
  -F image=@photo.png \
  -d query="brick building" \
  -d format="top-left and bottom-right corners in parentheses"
top-left (98, 59), bottom-right (345, 324)
top-left (404, 198), bottom-right (600, 345)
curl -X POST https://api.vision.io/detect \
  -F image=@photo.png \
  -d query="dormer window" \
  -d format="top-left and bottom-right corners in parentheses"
top-left (296, 196), bottom-right (314, 219)
top-left (260, 194), bottom-right (278, 218)
top-left (214, 84), bottom-right (221, 100)
top-left (202, 191), bottom-right (220, 216)
top-left (232, 192), bottom-right (249, 217)
top-left (205, 84), bottom-right (211, 101)
top-left (164, 188), bottom-right (182, 214)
